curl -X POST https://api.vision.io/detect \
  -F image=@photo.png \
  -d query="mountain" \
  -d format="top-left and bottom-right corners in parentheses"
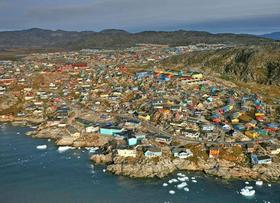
top-left (259, 32), bottom-right (280, 40)
top-left (161, 45), bottom-right (280, 86)
top-left (0, 28), bottom-right (274, 51)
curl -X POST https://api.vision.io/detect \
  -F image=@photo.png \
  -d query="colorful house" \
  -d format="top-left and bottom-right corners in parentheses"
top-left (117, 148), bottom-right (137, 157)
top-left (251, 154), bottom-right (272, 165)
top-left (209, 147), bottom-right (220, 158)
top-left (127, 136), bottom-right (137, 146)
top-left (245, 130), bottom-right (259, 139)
top-left (99, 127), bottom-right (123, 136)
top-left (144, 147), bottom-right (162, 157)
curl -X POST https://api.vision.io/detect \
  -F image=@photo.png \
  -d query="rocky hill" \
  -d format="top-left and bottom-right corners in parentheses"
top-left (162, 45), bottom-right (280, 86)
top-left (0, 28), bottom-right (273, 50)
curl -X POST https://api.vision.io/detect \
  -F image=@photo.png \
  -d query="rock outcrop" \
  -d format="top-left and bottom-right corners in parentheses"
top-left (91, 153), bottom-right (113, 165)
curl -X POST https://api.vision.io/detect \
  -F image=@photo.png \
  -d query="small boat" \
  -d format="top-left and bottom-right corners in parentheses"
top-left (268, 184), bottom-right (272, 187)
top-left (162, 183), bottom-right (168, 187)
top-left (36, 145), bottom-right (47, 150)
top-left (103, 169), bottom-right (106, 172)
top-left (184, 187), bottom-right (190, 192)
top-left (245, 181), bottom-right (250, 185)
top-left (169, 190), bottom-right (175, 195)
top-left (57, 146), bottom-right (74, 152)
top-left (255, 180), bottom-right (263, 186)
top-left (177, 182), bottom-right (187, 189)
top-left (240, 188), bottom-right (255, 197)
top-left (192, 180), bottom-right (197, 183)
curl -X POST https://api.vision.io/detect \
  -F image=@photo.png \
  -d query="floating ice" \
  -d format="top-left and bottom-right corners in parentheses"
top-left (245, 186), bottom-right (253, 190)
top-left (178, 177), bottom-right (189, 182)
top-left (169, 190), bottom-right (175, 195)
top-left (177, 182), bottom-right (187, 189)
top-left (86, 147), bottom-right (99, 153)
top-left (240, 187), bottom-right (255, 197)
top-left (57, 146), bottom-right (74, 152)
top-left (184, 187), bottom-right (190, 192)
top-left (36, 145), bottom-right (47, 150)
top-left (177, 173), bottom-right (186, 177)
top-left (163, 183), bottom-right (168, 187)
top-left (256, 180), bottom-right (263, 186)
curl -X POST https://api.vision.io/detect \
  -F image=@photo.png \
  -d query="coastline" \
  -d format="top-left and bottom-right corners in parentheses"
top-left (4, 118), bottom-right (278, 182)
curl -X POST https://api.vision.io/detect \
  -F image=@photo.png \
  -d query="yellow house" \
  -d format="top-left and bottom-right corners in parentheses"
top-left (231, 118), bottom-right (239, 124)
top-left (255, 112), bottom-right (265, 117)
top-left (191, 73), bottom-right (203, 79)
top-left (117, 149), bottom-right (137, 157)
top-left (245, 131), bottom-right (259, 139)
top-left (138, 114), bottom-right (150, 121)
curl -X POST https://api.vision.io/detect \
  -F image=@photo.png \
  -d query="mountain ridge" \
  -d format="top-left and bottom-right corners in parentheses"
top-left (0, 28), bottom-right (274, 50)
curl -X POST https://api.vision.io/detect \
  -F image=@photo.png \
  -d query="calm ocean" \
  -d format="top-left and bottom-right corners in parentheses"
top-left (0, 125), bottom-right (279, 203)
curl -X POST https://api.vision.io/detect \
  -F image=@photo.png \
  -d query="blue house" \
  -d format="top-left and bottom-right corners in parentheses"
top-left (127, 137), bottom-right (137, 146)
top-left (251, 154), bottom-right (272, 165)
top-left (144, 147), bottom-right (162, 157)
top-left (99, 127), bottom-right (123, 136)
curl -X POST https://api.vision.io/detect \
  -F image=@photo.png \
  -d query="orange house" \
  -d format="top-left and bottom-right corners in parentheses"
top-left (209, 147), bottom-right (220, 158)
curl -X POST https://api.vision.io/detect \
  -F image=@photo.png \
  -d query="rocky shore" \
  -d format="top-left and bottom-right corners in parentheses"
top-left (104, 156), bottom-right (280, 181)
top-left (20, 124), bottom-right (280, 182)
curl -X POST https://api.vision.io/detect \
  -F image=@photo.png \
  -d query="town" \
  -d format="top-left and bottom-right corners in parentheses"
top-left (0, 43), bottom-right (279, 181)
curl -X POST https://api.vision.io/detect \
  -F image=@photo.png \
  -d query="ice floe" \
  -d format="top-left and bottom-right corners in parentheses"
top-left (240, 187), bottom-right (255, 197)
top-left (36, 145), bottom-right (47, 150)
top-left (169, 190), bottom-right (175, 195)
top-left (57, 146), bottom-right (74, 152)
top-left (177, 182), bottom-right (188, 189)
top-left (184, 187), bottom-right (190, 192)
top-left (256, 180), bottom-right (263, 186)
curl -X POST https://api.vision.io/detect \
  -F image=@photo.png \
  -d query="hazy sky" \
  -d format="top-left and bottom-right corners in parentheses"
top-left (0, 0), bottom-right (279, 34)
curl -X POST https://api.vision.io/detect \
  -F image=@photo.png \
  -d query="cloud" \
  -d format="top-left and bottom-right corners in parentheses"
top-left (0, 0), bottom-right (279, 33)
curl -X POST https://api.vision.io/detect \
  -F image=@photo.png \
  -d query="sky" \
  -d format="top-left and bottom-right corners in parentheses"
top-left (0, 0), bottom-right (279, 34)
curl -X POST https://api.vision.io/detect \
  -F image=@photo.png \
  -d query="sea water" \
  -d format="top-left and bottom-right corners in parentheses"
top-left (0, 125), bottom-right (279, 203)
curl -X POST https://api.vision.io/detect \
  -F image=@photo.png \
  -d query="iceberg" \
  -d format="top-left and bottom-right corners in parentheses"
top-left (57, 146), bottom-right (74, 152)
top-left (169, 190), bottom-right (175, 195)
top-left (255, 180), bottom-right (263, 186)
top-left (36, 145), bottom-right (47, 150)
top-left (177, 182), bottom-right (187, 189)
top-left (240, 188), bottom-right (255, 197)
top-left (184, 187), bottom-right (190, 192)
top-left (162, 183), bottom-right (168, 187)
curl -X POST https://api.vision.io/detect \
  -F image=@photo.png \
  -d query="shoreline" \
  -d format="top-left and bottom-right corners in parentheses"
top-left (4, 119), bottom-right (279, 182)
